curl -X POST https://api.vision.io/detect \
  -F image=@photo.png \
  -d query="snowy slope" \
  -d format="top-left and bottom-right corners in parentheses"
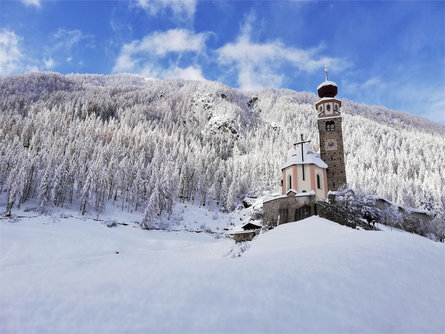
top-left (1, 72), bottom-right (444, 218)
top-left (1, 214), bottom-right (444, 333)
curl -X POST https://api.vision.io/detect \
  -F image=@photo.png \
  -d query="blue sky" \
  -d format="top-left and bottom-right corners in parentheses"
top-left (1, 0), bottom-right (444, 123)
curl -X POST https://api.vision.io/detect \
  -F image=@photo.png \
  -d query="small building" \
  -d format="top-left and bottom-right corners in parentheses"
top-left (263, 141), bottom-right (329, 227)
top-left (232, 222), bottom-right (262, 242)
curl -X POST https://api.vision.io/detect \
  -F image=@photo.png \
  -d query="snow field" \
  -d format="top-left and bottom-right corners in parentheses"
top-left (1, 213), bottom-right (444, 333)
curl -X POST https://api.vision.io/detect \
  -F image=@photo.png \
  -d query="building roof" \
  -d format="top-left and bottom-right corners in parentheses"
top-left (317, 80), bottom-right (338, 98)
top-left (241, 222), bottom-right (262, 230)
top-left (317, 80), bottom-right (338, 90)
top-left (263, 190), bottom-right (316, 204)
top-left (286, 189), bottom-right (316, 196)
top-left (281, 143), bottom-right (328, 169)
top-left (316, 97), bottom-right (341, 103)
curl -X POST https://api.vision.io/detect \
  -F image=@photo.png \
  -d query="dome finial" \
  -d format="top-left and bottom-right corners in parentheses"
top-left (324, 65), bottom-right (328, 81)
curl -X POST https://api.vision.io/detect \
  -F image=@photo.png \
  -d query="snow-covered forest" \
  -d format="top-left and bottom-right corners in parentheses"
top-left (1, 72), bottom-right (444, 222)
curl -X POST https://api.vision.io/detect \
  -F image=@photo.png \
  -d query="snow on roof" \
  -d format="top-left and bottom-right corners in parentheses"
top-left (281, 143), bottom-right (328, 169)
top-left (317, 80), bottom-right (338, 90)
top-left (263, 190), bottom-right (315, 203)
top-left (241, 222), bottom-right (262, 229)
top-left (328, 190), bottom-right (345, 196)
top-left (316, 97), bottom-right (341, 103)
top-left (289, 190), bottom-right (316, 197)
top-left (230, 222), bottom-right (262, 234)
top-left (263, 195), bottom-right (288, 203)
top-left (317, 115), bottom-right (342, 120)
top-left (231, 229), bottom-right (258, 235)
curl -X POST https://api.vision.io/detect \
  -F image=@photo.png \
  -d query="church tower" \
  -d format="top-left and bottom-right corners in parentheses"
top-left (316, 67), bottom-right (347, 190)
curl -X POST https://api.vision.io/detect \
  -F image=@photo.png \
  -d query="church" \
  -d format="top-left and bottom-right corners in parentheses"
top-left (263, 68), bottom-right (347, 226)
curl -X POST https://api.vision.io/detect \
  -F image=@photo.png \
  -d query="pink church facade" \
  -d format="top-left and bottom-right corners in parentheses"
top-left (281, 143), bottom-right (328, 201)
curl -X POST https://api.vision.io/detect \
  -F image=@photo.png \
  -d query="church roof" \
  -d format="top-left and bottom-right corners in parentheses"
top-left (281, 143), bottom-right (328, 169)
top-left (317, 80), bottom-right (338, 91)
top-left (317, 80), bottom-right (338, 98)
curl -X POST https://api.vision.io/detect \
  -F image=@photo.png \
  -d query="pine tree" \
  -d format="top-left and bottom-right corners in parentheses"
top-left (39, 167), bottom-right (51, 213)
top-left (141, 187), bottom-right (160, 229)
top-left (80, 172), bottom-right (93, 215)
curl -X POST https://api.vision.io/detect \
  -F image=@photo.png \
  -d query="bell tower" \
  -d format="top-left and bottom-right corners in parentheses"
top-left (316, 67), bottom-right (347, 190)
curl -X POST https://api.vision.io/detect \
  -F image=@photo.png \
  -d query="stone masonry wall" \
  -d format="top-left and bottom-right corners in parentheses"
top-left (318, 116), bottom-right (347, 190)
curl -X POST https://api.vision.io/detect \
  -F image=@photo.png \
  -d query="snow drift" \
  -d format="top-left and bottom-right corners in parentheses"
top-left (1, 214), bottom-right (444, 333)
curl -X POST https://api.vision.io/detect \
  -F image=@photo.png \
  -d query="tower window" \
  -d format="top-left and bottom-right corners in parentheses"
top-left (317, 175), bottom-right (321, 189)
top-left (325, 121), bottom-right (335, 132)
top-left (334, 104), bottom-right (338, 111)
top-left (326, 104), bottom-right (331, 111)
top-left (287, 175), bottom-right (292, 191)
top-left (319, 106), bottom-right (322, 112)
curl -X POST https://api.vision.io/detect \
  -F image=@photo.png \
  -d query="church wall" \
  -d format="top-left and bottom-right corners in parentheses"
top-left (314, 165), bottom-right (327, 200)
top-left (284, 167), bottom-right (293, 192)
top-left (282, 170), bottom-right (286, 195)
top-left (282, 164), bottom-right (327, 200)
top-left (296, 165), bottom-right (311, 193)
top-left (263, 194), bottom-right (317, 227)
top-left (292, 166), bottom-right (298, 190)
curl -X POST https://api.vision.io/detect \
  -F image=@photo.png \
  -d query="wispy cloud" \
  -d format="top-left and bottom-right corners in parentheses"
top-left (135, 0), bottom-right (197, 22)
top-left (216, 15), bottom-right (349, 90)
top-left (113, 28), bottom-right (207, 80)
top-left (41, 29), bottom-right (93, 69)
top-left (342, 74), bottom-right (445, 124)
top-left (21, 0), bottom-right (40, 8)
top-left (0, 30), bottom-right (24, 75)
top-left (133, 29), bottom-right (206, 56)
top-left (43, 58), bottom-right (55, 69)
top-left (52, 29), bottom-right (89, 50)
top-left (425, 92), bottom-right (445, 124)
top-left (342, 77), bottom-right (387, 97)
top-left (0, 29), bottom-right (44, 75)
top-left (141, 64), bottom-right (205, 81)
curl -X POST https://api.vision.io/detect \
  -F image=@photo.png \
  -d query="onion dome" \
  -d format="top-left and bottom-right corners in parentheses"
top-left (317, 80), bottom-right (338, 98)
top-left (317, 66), bottom-right (338, 98)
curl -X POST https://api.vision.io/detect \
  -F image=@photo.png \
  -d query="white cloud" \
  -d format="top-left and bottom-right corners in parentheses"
top-left (216, 17), bottom-right (349, 90)
top-left (425, 94), bottom-right (445, 124)
top-left (114, 29), bottom-right (207, 69)
top-left (44, 58), bottom-right (55, 69)
top-left (21, 0), bottom-right (40, 7)
top-left (342, 76), bottom-right (386, 96)
top-left (41, 29), bottom-right (92, 69)
top-left (136, 0), bottom-right (196, 21)
top-left (0, 30), bottom-right (23, 75)
top-left (113, 29), bottom-right (207, 81)
top-left (52, 29), bottom-right (88, 50)
top-left (140, 29), bottom-right (206, 56)
top-left (362, 77), bottom-right (385, 89)
top-left (140, 64), bottom-right (205, 81)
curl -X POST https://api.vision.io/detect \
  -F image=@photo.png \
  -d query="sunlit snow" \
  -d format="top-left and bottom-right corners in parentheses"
top-left (1, 205), bottom-right (444, 333)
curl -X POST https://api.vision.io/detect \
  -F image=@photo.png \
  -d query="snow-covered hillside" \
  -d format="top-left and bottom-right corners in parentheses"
top-left (1, 210), bottom-right (444, 333)
top-left (1, 72), bottom-right (444, 222)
